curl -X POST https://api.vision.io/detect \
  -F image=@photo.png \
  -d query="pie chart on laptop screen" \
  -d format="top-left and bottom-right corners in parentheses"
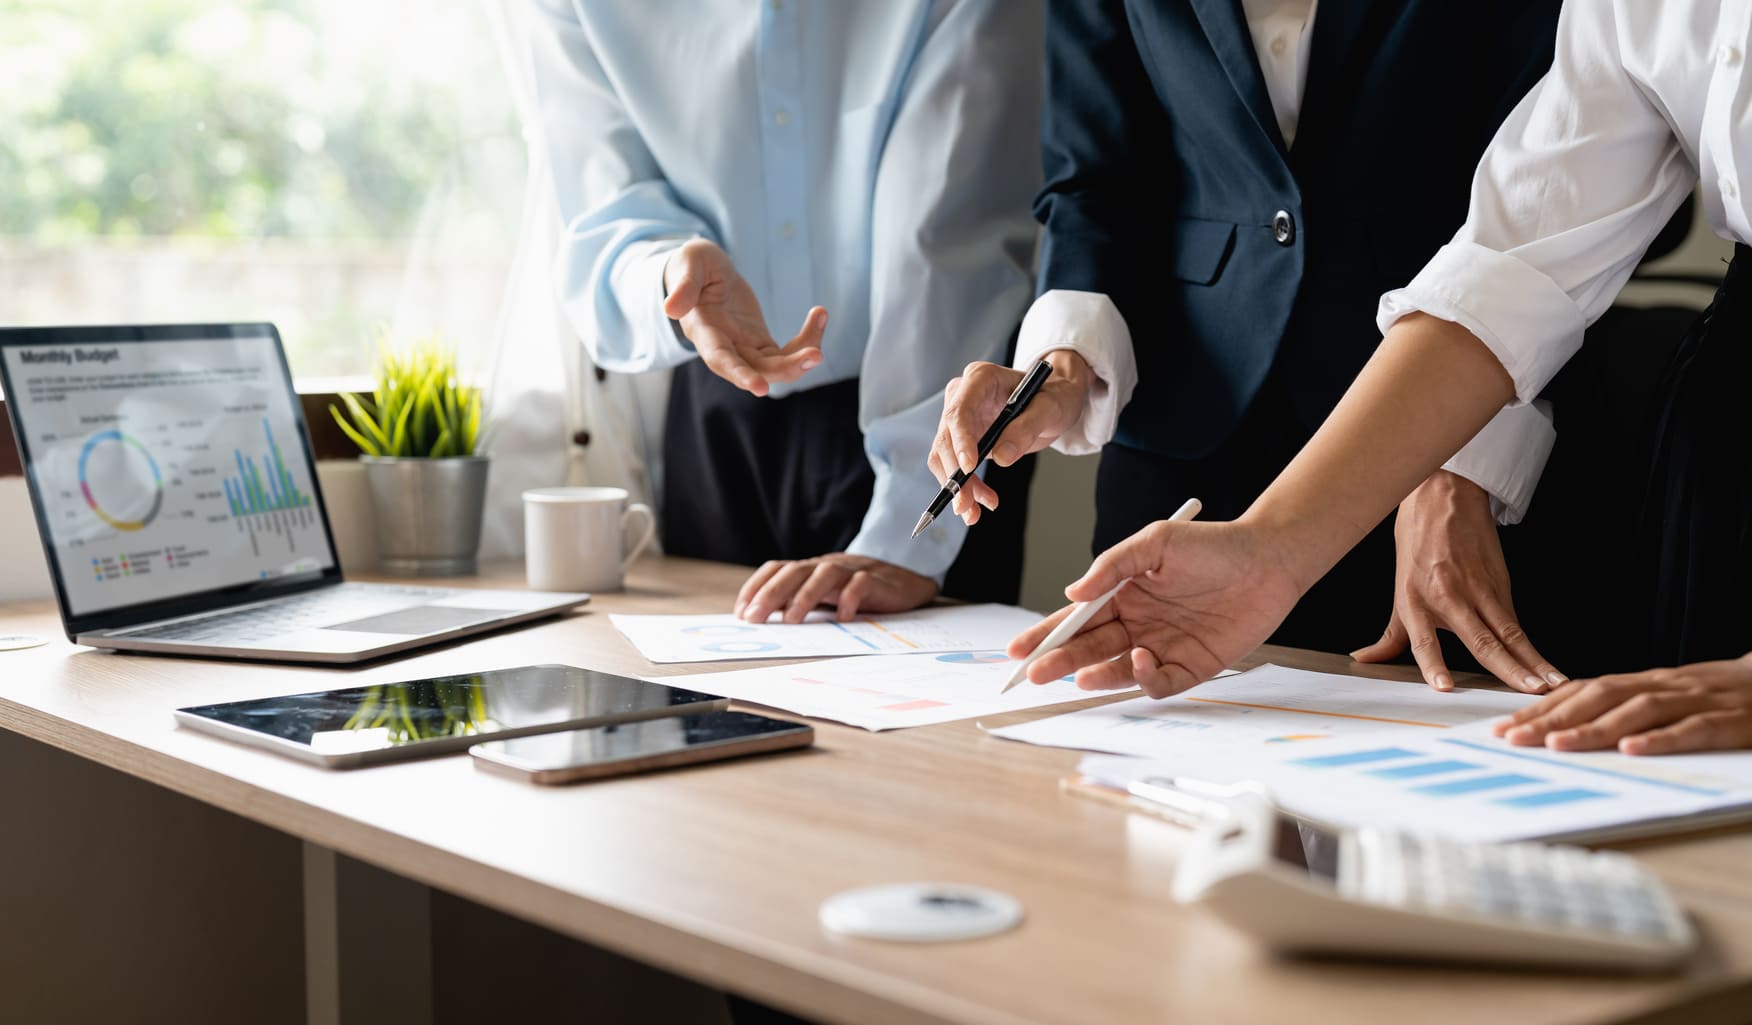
top-left (935, 652), bottom-right (1011, 665)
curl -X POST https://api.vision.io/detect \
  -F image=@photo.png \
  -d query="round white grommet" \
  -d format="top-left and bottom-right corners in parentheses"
top-left (819, 883), bottom-right (1023, 942)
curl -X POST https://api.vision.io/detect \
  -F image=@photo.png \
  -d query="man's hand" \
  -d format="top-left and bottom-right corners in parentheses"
top-left (1005, 519), bottom-right (1305, 698)
top-left (664, 239), bottom-right (826, 396)
top-left (927, 350), bottom-right (1092, 526)
top-left (1493, 656), bottom-right (1752, 755)
top-left (1353, 470), bottom-right (1562, 695)
top-left (734, 554), bottom-right (940, 624)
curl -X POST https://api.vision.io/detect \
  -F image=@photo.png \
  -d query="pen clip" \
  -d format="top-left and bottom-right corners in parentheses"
top-left (1005, 359), bottom-right (1049, 406)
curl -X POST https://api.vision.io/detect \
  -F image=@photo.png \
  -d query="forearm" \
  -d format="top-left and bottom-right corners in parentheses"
top-left (1242, 313), bottom-right (1516, 591)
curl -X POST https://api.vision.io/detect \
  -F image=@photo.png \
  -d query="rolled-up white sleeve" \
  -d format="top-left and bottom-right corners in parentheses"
top-left (1376, 0), bottom-right (1696, 513)
top-left (1442, 402), bottom-right (1555, 525)
top-left (1010, 289), bottom-right (1138, 455)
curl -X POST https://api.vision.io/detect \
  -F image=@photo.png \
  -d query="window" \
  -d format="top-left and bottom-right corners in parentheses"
top-left (0, 0), bottom-right (523, 385)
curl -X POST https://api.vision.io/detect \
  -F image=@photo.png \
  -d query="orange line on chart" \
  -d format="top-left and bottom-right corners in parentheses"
top-left (1180, 696), bottom-right (1447, 729)
top-left (858, 619), bottom-right (920, 649)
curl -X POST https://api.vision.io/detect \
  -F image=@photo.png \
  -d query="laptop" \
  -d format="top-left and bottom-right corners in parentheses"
top-left (0, 323), bottom-right (589, 663)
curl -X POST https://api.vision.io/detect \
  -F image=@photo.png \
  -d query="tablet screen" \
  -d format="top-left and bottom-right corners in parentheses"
top-left (176, 664), bottom-right (723, 762)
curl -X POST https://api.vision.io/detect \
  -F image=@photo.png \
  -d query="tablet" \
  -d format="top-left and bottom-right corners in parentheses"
top-left (173, 663), bottom-right (727, 768)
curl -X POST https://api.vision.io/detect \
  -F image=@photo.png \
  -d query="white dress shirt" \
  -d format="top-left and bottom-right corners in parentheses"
top-left (1379, 0), bottom-right (1749, 523)
top-left (527, 0), bottom-right (1041, 580)
top-left (1014, 0), bottom-right (1554, 527)
top-left (1014, 0), bottom-right (1318, 456)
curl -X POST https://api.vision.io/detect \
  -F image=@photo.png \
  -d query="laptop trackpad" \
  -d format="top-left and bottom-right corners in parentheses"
top-left (323, 606), bottom-right (509, 636)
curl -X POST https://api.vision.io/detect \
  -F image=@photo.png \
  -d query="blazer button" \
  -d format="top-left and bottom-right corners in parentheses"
top-left (1273, 210), bottom-right (1296, 246)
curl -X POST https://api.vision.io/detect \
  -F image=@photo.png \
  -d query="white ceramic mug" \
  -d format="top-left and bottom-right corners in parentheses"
top-left (523, 487), bottom-right (656, 593)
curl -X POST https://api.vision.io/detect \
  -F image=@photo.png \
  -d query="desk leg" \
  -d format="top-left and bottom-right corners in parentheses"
top-left (303, 843), bottom-right (436, 1025)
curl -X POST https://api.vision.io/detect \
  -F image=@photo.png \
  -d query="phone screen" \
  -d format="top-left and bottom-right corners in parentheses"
top-left (480, 710), bottom-right (810, 771)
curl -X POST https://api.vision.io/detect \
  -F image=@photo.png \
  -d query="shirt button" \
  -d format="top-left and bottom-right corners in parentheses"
top-left (1724, 177), bottom-right (1739, 200)
top-left (780, 221), bottom-right (796, 240)
top-left (1720, 45), bottom-right (1742, 66)
top-left (774, 109), bottom-right (791, 128)
top-left (1271, 35), bottom-right (1288, 57)
top-left (1273, 210), bottom-right (1296, 246)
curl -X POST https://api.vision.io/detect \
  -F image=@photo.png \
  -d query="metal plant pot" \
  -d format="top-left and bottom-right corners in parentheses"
top-left (360, 455), bottom-right (489, 576)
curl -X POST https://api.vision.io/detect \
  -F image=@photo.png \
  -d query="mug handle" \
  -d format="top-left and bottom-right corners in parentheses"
top-left (621, 503), bottom-right (656, 570)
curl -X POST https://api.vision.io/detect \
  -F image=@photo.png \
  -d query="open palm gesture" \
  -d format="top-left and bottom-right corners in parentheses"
top-left (664, 239), bottom-right (826, 396)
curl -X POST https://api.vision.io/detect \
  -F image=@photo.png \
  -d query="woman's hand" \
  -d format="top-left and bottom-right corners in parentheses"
top-left (664, 239), bottom-right (825, 396)
top-left (1494, 656), bottom-right (1752, 755)
top-left (1005, 519), bottom-right (1306, 698)
top-left (926, 350), bottom-right (1092, 525)
top-left (1353, 471), bottom-right (1563, 694)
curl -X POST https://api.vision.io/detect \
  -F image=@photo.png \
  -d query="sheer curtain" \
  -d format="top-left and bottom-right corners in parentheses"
top-left (441, 0), bottom-right (669, 561)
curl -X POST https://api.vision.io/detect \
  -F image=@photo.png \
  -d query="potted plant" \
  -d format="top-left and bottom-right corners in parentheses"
top-left (330, 334), bottom-right (488, 576)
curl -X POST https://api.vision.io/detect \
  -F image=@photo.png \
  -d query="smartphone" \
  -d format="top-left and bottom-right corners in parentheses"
top-left (470, 710), bottom-right (814, 784)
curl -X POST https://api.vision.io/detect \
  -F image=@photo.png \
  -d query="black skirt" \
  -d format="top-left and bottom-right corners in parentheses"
top-left (1506, 244), bottom-right (1752, 673)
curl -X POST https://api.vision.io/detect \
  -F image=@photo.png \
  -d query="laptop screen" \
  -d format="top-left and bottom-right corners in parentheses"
top-left (0, 326), bottom-right (338, 620)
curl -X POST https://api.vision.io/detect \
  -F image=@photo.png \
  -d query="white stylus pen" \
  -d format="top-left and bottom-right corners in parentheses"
top-left (1000, 497), bottom-right (1201, 694)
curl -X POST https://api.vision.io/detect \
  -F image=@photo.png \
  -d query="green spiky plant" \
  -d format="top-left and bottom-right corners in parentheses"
top-left (329, 333), bottom-right (484, 458)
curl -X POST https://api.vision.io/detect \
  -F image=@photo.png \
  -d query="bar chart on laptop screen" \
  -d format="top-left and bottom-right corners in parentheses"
top-left (0, 337), bottom-right (335, 615)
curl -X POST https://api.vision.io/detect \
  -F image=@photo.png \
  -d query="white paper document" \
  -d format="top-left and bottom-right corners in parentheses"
top-left (1078, 719), bottom-right (1752, 844)
top-left (656, 650), bottom-right (1126, 730)
top-left (990, 664), bottom-right (1535, 759)
top-left (610, 604), bottom-right (1042, 664)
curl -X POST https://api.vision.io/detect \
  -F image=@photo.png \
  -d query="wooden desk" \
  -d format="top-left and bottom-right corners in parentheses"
top-left (1, 556), bottom-right (1751, 1025)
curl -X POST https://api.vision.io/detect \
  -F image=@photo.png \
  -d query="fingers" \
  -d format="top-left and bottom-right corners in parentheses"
top-left (1350, 613), bottom-right (1409, 665)
top-left (1065, 521), bottom-right (1178, 602)
top-left (1073, 656), bottom-right (1138, 692)
top-left (1476, 594), bottom-right (1566, 691)
top-left (1501, 678), bottom-right (1633, 746)
top-left (736, 561), bottom-right (785, 617)
top-left (1128, 646), bottom-right (1206, 699)
top-left (753, 306), bottom-right (827, 383)
top-left (943, 363), bottom-right (1015, 474)
top-left (1393, 607), bottom-right (1456, 692)
top-left (663, 260), bottom-right (704, 320)
top-left (952, 475), bottom-right (999, 526)
top-left (1442, 604), bottom-right (1549, 695)
top-left (742, 561), bottom-right (816, 623)
top-left (1027, 619), bottom-right (1130, 683)
top-left (1007, 602), bottom-right (1077, 659)
top-left (784, 561), bottom-right (851, 624)
top-left (989, 394), bottom-right (1073, 467)
top-left (837, 569), bottom-right (876, 621)
top-left (1620, 711), bottom-right (1743, 756)
top-left (1543, 691), bottom-right (1709, 752)
top-left (692, 325), bottom-right (771, 396)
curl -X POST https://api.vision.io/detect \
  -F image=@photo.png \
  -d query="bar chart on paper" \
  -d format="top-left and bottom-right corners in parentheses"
top-left (655, 650), bottom-right (1120, 730)
top-left (1101, 723), bottom-right (1752, 843)
top-left (610, 604), bottom-right (1042, 663)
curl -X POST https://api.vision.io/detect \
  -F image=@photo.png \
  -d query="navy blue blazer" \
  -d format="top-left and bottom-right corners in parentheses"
top-left (1037, 0), bottom-right (1562, 458)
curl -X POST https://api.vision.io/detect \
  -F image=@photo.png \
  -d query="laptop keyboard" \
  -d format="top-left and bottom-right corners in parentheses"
top-left (117, 583), bottom-right (455, 644)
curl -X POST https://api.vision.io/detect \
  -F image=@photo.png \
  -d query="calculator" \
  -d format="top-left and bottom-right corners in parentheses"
top-left (1171, 796), bottom-right (1695, 970)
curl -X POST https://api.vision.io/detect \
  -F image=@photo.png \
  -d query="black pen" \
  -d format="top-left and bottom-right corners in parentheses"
top-left (912, 358), bottom-right (1053, 539)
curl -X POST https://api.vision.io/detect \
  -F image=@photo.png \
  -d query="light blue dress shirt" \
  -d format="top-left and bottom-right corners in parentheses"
top-left (525, 0), bottom-right (1043, 580)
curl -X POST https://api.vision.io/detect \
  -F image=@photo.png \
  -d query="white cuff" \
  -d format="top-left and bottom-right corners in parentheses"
top-left (608, 236), bottom-right (698, 371)
top-left (1012, 289), bottom-right (1138, 455)
top-left (1378, 241), bottom-right (1586, 405)
top-left (1441, 400), bottom-right (1555, 525)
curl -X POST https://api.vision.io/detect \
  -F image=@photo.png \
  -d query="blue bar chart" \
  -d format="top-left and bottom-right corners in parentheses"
top-left (223, 418), bottom-right (311, 517)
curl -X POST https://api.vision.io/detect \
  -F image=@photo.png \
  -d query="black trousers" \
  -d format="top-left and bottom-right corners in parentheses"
top-left (1093, 364), bottom-right (1396, 656)
top-left (662, 359), bottom-right (1035, 604)
top-left (1503, 246), bottom-right (1752, 676)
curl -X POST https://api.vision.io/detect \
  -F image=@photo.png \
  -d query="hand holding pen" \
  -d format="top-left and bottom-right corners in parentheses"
top-left (922, 351), bottom-right (1095, 531)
